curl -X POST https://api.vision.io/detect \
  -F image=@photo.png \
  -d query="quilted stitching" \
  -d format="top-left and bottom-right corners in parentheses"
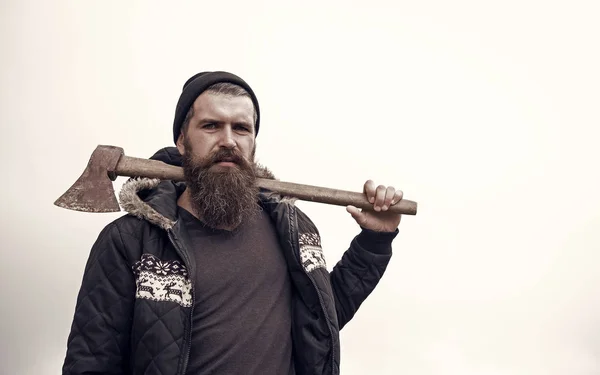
top-left (64, 223), bottom-right (136, 375)
top-left (131, 299), bottom-right (186, 375)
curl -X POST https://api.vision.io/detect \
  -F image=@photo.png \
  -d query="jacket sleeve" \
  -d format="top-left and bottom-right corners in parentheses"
top-left (62, 222), bottom-right (136, 375)
top-left (329, 227), bottom-right (398, 329)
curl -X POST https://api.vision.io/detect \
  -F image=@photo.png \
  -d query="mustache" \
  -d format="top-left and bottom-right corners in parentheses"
top-left (203, 148), bottom-right (250, 168)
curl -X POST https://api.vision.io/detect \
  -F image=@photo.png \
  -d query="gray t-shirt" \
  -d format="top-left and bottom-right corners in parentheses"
top-left (180, 207), bottom-right (295, 375)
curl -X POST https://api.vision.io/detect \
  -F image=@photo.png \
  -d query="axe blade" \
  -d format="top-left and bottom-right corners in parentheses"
top-left (54, 145), bottom-right (124, 213)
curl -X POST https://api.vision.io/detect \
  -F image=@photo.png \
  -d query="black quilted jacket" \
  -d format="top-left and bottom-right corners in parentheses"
top-left (62, 148), bottom-right (397, 375)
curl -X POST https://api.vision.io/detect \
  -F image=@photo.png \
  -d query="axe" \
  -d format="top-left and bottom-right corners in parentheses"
top-left (54, 145), bottom-right (418, 215)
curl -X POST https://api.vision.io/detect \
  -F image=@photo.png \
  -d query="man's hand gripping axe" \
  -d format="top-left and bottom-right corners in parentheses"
top-left (54, 145), bottom-right (418, 215)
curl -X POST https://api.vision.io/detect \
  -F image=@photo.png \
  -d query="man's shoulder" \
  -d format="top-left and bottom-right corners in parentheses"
top-left (89, 213), bottom-right (172, 266)
top-left (100, 212), bottom-right (163, 243)
top-left (260, 196), bottom-right (319, 230)
top-left (292, 204), bottom-right (320, 233)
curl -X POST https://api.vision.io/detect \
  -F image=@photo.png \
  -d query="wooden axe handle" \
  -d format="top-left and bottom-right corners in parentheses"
top-left (114, 155), bottom-right (418, 215)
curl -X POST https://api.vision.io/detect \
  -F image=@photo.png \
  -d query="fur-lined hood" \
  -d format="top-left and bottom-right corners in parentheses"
top-left (117, 147), bottom-right (291, 231)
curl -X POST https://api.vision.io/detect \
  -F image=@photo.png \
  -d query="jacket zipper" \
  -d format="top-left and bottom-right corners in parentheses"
top-left (289, 205), bottom-right (336, 375)
top-left (167, 229), bottom-right (195, 375)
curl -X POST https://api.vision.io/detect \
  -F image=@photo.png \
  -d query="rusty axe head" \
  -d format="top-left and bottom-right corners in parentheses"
top-left (54, 145), bottom-right (124, 212)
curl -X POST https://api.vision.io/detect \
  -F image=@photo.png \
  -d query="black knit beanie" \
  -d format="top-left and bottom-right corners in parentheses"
top-left (172, 71), bottom-right (261, 144)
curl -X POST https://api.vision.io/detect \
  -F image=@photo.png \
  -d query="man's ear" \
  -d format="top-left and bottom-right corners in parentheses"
top-left (176, 133), bottom-right (187, 156)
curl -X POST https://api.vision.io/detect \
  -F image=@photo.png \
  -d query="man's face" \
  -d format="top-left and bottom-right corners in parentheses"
top-left (176, 91), bottom-right (259, 230)
top-left (176, 91), bottom-right (256, 167)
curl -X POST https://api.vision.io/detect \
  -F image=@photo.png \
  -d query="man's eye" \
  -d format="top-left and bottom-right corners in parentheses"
top-left (235, 125), bottom-right (250, 132)
top-left (203, 123), bottom-right (216, 129)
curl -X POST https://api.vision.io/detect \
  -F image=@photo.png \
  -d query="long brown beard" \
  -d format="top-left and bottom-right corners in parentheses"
top-left (181, 138), bottom-right (259, 230)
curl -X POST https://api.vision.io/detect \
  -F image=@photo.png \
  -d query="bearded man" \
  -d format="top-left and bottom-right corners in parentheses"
top-left (62, 71), bottom-right (404, 375)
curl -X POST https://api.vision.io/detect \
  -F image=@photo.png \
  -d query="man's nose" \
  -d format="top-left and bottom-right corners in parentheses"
top-left (218, 127), bottom-right (236, 149)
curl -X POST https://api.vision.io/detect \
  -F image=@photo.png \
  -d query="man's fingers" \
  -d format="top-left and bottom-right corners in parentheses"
top-left (364, 180), bottom-right (377, 204)
top-left (374, 185), bottom-right (387, 211)
top-left (381, 186), bottom-right (396, 211)
top-left (391, 189), bottom-right (404, 205)
top-left (363, 180), bottom-right (404, 212)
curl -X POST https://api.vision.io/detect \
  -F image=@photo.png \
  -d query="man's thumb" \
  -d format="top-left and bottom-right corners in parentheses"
top-left (346, 205), bottom-right (368, 226)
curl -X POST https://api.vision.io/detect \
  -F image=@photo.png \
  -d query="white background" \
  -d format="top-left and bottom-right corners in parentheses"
top-left (1, 1), bottom-right (600, 374)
